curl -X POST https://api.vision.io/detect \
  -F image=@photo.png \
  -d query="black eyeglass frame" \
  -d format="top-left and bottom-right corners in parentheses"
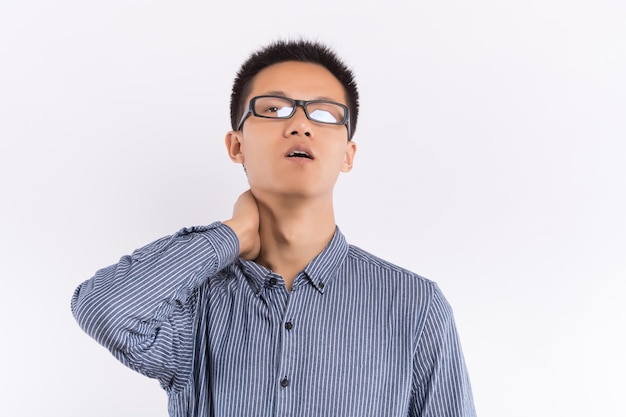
top-left (236, 95), bottom-right (352, 138)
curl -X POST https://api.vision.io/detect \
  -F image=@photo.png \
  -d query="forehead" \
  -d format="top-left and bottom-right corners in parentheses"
top-left (248, 61), bottom-right (346, 103)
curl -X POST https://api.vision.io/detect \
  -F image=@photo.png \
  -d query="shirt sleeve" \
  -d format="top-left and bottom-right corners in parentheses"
top-left (70, 221), bottom-right (239, 391)
top-left (409, 284), bottom-right (477, 417)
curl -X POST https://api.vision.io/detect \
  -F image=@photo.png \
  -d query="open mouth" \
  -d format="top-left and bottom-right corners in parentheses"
top-left (287, 150), bottom-right (313, 159)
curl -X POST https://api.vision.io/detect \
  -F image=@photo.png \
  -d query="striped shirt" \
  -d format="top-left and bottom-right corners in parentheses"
top-left (71, 222), bottom-right (476, 417)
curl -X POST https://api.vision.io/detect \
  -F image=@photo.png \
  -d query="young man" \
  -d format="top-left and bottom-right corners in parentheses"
top-left (72, 39), bottom-right (476, 417)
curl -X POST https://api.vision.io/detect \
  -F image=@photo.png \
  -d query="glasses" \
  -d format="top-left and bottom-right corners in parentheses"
top-left (236, 95), bottom-right (351, 137)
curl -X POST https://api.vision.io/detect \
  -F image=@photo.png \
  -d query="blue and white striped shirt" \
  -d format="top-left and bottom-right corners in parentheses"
top-left (72, 222), bottom-right (476, 417)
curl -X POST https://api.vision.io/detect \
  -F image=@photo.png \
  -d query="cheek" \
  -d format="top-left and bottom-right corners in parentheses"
top-left (239, 147), bottom-right (270, 178)
top-left (239, 141), bottom-right (261, 163)
top-left (335, 144), bottom-right (352, 164)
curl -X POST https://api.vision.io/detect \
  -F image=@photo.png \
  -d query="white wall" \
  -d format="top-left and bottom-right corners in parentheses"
top-left (1, 1), bottom-right (624, 416)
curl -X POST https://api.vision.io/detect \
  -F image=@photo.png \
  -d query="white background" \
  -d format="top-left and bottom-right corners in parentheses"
top-left (1, 1), bottom-right (625, 416)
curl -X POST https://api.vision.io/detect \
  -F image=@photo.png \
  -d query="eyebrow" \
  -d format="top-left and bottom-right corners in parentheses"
top-left (262, 90), bottom-right (339, 102)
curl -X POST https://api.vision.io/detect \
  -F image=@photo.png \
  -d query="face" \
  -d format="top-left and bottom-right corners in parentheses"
top-left (225, 61), bottom-right (357, 201)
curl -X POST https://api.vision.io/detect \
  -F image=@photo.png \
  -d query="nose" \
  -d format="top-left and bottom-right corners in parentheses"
top-left (285, 106), bottom-right (313, 137)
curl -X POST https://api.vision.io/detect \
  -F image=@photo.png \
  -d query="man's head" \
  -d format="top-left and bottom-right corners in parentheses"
top-left (225, 39), bottom-right (359, 201)
top-left (230, 39), bottom-right (359, 141)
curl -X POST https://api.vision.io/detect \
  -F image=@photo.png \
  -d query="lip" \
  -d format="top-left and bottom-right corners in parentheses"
top-left (284, 144), bottom-right (315, 160)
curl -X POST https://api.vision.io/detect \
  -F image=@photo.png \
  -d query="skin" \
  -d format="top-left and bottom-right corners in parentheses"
top-left (222, 61), bottom-right (357, 290)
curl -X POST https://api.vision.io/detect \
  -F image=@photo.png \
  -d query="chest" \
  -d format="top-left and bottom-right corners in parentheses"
top-left (202, 281), bottom-right (415, 417)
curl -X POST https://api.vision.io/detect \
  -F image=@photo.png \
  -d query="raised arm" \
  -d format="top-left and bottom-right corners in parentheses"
top-left (71, 190), bottom-right (260, 391)
top-left (71, 222), bottom-right (240, 389)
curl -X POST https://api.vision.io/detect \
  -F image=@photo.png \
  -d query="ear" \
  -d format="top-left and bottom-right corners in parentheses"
top-left (225, 131), bottom-right (245, 164)
top-left (341, 140), bottom-right (357, 173)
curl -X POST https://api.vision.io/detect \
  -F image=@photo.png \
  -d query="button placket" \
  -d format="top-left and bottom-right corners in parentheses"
top-left (275, 280), bottom-right (303, 407)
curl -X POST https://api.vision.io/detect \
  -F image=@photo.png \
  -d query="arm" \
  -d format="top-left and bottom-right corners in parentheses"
top-left (71, 222), bottom-right (239, 390)
top-left (409, 285), bottom-right (477, 417)
top-left (71, 189), bottom-right (261, 391)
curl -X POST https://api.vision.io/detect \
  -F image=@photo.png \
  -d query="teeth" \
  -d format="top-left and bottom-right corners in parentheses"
top-left (289, 151), bottom-right (310, 158)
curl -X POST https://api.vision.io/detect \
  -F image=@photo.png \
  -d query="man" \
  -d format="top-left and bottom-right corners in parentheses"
top-left (72, 39), bottom-right (476, 417)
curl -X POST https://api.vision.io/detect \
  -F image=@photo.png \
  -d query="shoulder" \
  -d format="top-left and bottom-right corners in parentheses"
top-left (344, 244), bottom-right (438, 293)
top-left (341, 244), bottom-right (450, 340)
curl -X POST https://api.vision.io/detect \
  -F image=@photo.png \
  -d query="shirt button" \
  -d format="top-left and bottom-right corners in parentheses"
top-left (269, 277), bottom-right (278, 286)
top-left (318, 281), bottom-right (325, 289)
top-left (285, 321), bottom-right (293, 330)
top-left (280, 377), bottom-right (289, 387)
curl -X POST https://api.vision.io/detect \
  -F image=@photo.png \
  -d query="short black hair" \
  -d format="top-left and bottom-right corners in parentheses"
top-left (230, 39), bottom-right (359, 140)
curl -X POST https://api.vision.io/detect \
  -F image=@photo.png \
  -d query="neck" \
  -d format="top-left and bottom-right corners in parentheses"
top-left (254, 194), bottom-right (336, 290)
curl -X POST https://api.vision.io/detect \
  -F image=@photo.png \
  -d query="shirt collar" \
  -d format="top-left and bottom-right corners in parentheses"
top-left (301, 227), bottom-right (349, 293)
top-left (238, 227), bottom-right (349, 295)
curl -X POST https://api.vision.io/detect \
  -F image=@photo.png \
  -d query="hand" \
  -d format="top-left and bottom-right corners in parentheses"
top-left (223, 190), bottom-right (260, 260)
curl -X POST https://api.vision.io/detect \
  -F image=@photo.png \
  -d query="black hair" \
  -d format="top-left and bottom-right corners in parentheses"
top-left (230, 39), bottom-right (359, 140)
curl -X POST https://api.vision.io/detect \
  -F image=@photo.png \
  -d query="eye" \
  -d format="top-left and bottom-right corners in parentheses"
top-left (258, 105), bottom-right (287, 116)
top-left (261, 106), bottom-right (292, 117)
top-left (309, 109), bottom-right (338, 123)
top-left (306, 101), bottom-right (346, 124)
top-left (254, 97), bottom-right (295, 118)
